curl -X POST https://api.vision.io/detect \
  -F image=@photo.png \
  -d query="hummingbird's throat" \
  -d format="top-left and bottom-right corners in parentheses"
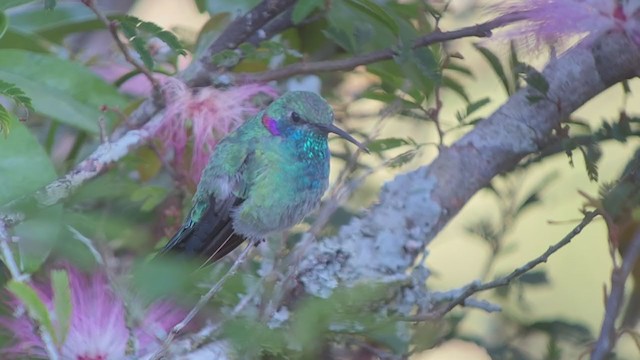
top-left (262, 113), bottom-right (281, 136)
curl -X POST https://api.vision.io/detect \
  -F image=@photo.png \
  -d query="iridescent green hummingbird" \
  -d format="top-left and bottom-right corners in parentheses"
top-left (161, 91), bottom-right (367, 263)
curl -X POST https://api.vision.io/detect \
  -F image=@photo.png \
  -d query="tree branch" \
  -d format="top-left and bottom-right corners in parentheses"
top-left (296, 31), bottom-right (640, 310)
top-left (592, 228), bottom-right (640, 359)
top-left (33, 113), bottom-right (165, 207)
top-left (236, 13), bottom-right (526, 83)
top-left (185, 0), bottom-right (297, 85)
top-left (82, 0), bottom-right (160, 91)
top-left (424, 211), bottom-right (598, 319)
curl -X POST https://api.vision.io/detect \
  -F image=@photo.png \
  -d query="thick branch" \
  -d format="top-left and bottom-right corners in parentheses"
top-left (297, 31), bottom-right (640, 304)
top-left (237, 13), bottom-right (525, 83)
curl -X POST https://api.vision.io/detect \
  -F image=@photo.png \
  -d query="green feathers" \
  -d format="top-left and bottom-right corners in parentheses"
top-left (161, 91), bottom-right (366, 263)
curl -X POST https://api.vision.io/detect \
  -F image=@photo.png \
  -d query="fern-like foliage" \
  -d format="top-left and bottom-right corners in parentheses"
top-left (117, 15), bottom-right (187, 70)
top-left (0, 80), bottom-right (34, 136)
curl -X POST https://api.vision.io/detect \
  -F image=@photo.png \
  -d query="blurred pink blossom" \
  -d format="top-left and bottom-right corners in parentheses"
top-left (0, 266), bottom-right (185, 360)
top-left (494, 0), bottom-right (640, 49)
top-left (156, 79), bottom-right (277, 185)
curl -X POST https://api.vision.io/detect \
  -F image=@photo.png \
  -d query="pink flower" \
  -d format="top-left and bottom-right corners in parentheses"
top-left (156, 79), bottom-right (277, 185)
top-left (0, 266), bottom-right (186, 359)
top-left (494, 0), bottom-right (640, 49)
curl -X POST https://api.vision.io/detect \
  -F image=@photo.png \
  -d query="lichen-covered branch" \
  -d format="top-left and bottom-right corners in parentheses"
top-left (296, 31), bottom-right (640, 309)
top-left (33, 113), bottom-right (165, 207)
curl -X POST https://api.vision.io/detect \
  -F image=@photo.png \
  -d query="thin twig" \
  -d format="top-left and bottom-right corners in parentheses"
top-left (592, 228), bottom-right (640, 359)
top-left (0, 223), bottom-right (26, 282)
top-left (237, 13), bottom-right (527, 83)
top-left (188, 0), bottom-right (297, 84)
top-left (82, 0), bottom-right (160, 91)
top-left (419, 211), bottom-right (599, 320)
top-left (0, 222), bottom-right (60, 359)
top-left (149, 243), bottom-right (254, 360)
top-left (30, 112), bottom-right (165, 208)
top-left (67, 225), bottom-right (104, 265)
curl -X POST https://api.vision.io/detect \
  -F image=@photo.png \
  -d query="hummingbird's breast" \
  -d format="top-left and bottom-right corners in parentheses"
top-left (232, 132), bottom-right (330, 239)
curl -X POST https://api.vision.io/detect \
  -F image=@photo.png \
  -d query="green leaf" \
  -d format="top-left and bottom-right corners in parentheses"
top-left (518, 269), bottom-right (549, 286)
top-left (578, 143), bottom-right (601, 182)
top-left (0, 12), bottom-right (7, 40)
top-left (200, 0), bottom-right (260, 15)
top-left (0, 49), bottom-right (128, 132)
top-left (0, 116), bottom-right (61, 271)
top-left (522, 67), bottom-right (549, 95)
top-left (0, 0), bottom-right (34, 11)
top-left (0, 79), bottom-right (35, 116)
top-left (118, 16), bottom-right (186, 65)
top-left (118, 19), bottom-right (154, 70)
top-left (9, 3), bottom-right (94, 34)
top-left (526, 95), bottom-right (545, 104)
top-left (7, 280), bottom-right (57, 343)
top-left (322, 27), bottom-right (354, 52)
top-left (388, 149), bottom-right (418, 168)
top-left (443, 76), bottom-right (469, 102)
top-left (412, 47), bottom-right (441, 83)
top-left (368, 138), bottom-right (409, 153)
top-left (292, 0), bottom-right (322, 24)
top-left (456, 97), bottom-right (490, 123)
top-left (0, 104), bottom-right (12, 136)
top-left (445, 62), bottom-right (473, 77)
top-left (211, 49), bottom-right (241, 68)
top-left (0, 116), bottom-right (55, 204)
top-left (130, 186), bottom-right (168, 212)
top-left (51, 269), bottom-right (72, 344)
top-left (344, 0), bottom-right (398, 35)
top-left (474, 44), bottom-right (511, 95)
top-left (44, 0), bottom-right (56, 10)
top-left (0, 28), bottom-right (50, 52)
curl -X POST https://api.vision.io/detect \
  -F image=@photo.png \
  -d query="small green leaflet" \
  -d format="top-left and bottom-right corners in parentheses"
top-left (0, 80), bottom-right (34, 135)
top-left (367, 137), bottom-right (410, 153)
top-left (474, 45), bottom-right (512, 95)
top-left (51, 269), bottom-right (72, 345)
top-left (292, 0), bottom-right (322, 24)
top-left (0, 106), bottom-right (12, 136)
top-left (117, 15), bottom-right (187, 70)
top-left (44, 0), bottom-right (56, 10)
top-left (7, 280), bottom-right (58, 344)
top-left (455, 97), bottom-right (490, 123)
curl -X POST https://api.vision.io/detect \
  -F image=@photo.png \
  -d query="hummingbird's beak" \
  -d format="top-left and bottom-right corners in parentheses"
top-left (320, 123), bottom-right (370, 153)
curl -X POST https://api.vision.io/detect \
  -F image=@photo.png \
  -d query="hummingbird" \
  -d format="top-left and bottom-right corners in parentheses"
top-left (160, 91), bottom-right (367, 264)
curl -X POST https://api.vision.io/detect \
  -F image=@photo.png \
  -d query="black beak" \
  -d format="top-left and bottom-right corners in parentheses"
top-left (318, 123), bottom-right (369, 153)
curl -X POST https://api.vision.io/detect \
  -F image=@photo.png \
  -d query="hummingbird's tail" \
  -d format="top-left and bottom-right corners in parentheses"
top-left (159, 196), bottom-right (248, 264)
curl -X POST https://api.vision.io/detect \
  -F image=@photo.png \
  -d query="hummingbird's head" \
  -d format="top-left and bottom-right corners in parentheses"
top-left (262, 91), bottom-right (369, 153)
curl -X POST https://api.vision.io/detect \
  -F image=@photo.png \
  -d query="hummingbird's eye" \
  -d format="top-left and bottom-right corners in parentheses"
top-left (291, 112), bottom-right (302, 123)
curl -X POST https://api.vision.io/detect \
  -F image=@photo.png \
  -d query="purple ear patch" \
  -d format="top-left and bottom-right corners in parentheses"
top-left (262, 113), bottom-right (281, 136)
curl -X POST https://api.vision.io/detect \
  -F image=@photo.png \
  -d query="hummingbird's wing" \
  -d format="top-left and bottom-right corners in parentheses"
top-left (160, 194), bottom-right (247, 263)
top-left (160, 133), bottom-right (254, 264)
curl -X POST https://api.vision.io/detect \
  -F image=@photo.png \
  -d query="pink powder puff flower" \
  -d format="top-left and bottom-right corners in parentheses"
top-left (493, 0), bottom-right (640, 50)
top-left (0, 266), bottom-right (186, 360)
top-left (156, 78), bottom-right (278, 185)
